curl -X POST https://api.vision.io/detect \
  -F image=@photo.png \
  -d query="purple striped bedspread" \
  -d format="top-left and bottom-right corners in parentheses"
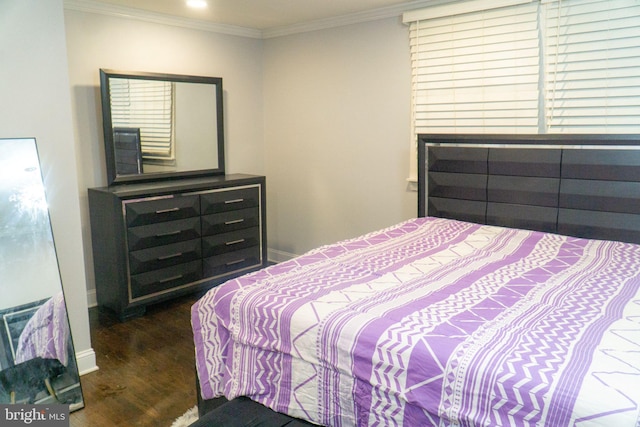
top-left (192, 217), bottom-right (640, 426)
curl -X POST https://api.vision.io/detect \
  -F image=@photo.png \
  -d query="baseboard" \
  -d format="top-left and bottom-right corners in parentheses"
top-left (86, 288), bottom-right (98, 308)
top-left (76, 348), bottom-right (99, 376)
top-left (268, 248), bottom-right (298, 264)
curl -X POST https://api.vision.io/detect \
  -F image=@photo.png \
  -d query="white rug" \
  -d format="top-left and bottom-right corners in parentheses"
top-left (171, 405), bottom-right (199, 427)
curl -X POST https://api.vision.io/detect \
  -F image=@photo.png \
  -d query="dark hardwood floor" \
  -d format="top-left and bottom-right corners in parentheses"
top-left (70, 293), bottom-right (202, 427)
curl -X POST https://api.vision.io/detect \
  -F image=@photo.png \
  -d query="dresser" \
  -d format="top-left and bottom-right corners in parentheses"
top-left (88, 174), bottom-right (266, 320)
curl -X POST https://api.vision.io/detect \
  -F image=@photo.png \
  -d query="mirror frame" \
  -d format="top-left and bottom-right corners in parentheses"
top-left (99, 69), bottom-right (225, 186)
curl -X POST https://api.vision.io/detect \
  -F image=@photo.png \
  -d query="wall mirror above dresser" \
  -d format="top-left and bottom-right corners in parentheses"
top-left (99, 69), bottom-right (225, 186)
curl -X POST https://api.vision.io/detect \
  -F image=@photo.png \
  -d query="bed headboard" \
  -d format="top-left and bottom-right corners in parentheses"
top-left (417, 134), bottom-right (640, 244)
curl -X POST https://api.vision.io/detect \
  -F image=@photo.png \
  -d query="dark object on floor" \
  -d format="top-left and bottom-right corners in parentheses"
top-left (0, 357), bottom-right (65, 403)
top-left (192, 396), bottom-right (317, 427)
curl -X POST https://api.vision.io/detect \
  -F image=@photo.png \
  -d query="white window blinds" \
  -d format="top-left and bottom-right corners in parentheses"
top-left (405, 0), bottom-right (541, 135)
top-left (109, 78), bottom-right (175, 159)
top-left (545, 0), bottom-right (640, 133)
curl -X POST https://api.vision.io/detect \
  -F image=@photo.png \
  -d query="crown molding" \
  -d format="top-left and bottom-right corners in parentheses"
top-left (64, 0), bottom-right (450, 40)
top-left (63, 0), bottom-right (263, 39)
top-left (262, 0), bottom-right (438, 39)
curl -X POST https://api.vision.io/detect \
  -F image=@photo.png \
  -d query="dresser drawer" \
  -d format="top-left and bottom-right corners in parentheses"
top-left (129, 238), bottom-right (201, 275)
top-left (202, 227), bottom-right (260, 258)
top-left (130, 260), bottom-right (202, 300)
top-left (201, 187), bottom-right (259, 215)
top-left (125, 195), bottom-right (200, 227)
top-left (201, 207), bottom-right (259, 235)
top-left (203, 246), bottom-right (261, 278)
top-left (127, 217), bottom-right (201, 251)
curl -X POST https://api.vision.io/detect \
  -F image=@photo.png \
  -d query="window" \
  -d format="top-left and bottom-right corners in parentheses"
top-left (544, 0), bottom-right (640, 133)
top-left (109, 78), bottom-right (175, 160)
top-left (405, 0), bottom-right (640, 136)
top-left (406, 0), bottom-right (540, 136)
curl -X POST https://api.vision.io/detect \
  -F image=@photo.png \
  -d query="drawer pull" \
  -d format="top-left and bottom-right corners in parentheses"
top-left (155, 230), bottom-right (182, 238)
top-left (224, 219), bottom-right (245, 225)
top-left (156, 207), bottom-right (180, 214)
top-left (159, 274), bottom-right (183, 284)
top-left (224, 198), bottom-right (244, 204)
top-left (225, 239), bottom-right (246, 246)
top-left (157, 252), bottom-right (183, 261)
top-left (226, 258), bottom-right (246, 266)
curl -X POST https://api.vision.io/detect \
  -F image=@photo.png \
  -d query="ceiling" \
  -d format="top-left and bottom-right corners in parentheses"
top-left (84, 0), bottom-right (432, 31)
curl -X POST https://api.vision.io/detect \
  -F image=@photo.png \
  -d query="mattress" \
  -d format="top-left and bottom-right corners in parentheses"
top-left (192, 217), bottom-right (640, 426)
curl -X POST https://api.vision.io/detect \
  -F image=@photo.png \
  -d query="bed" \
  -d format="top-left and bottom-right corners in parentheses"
top-left (192, 134), bottom-right (640, 426)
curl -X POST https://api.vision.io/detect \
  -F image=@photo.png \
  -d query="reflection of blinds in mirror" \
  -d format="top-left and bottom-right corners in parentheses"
top-left (109, 78), bottom-right (175, 160)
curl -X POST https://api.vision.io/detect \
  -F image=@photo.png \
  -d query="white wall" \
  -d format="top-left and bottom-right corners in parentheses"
top-left (264, 18), bottom-right (415, 258)
top-left (0, 0), bottom-right (95, 373)
top-left (64, 10), bottom-right (265, 302)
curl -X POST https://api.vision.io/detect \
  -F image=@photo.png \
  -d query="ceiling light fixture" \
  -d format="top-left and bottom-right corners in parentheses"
top-left (186, 0), bottom-right (207, 9)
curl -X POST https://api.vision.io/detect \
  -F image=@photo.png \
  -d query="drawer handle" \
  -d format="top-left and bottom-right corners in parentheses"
top-left (159, 274), bottom-right (183, 284)
top-left (157, 252), bottom-right (183, 261)
top-left (155, 230), bottom-right (181, 238)
top-left (224, 198), bottom-right (244, 204)
top-left (156, 207), bottom-right (180, 214)
top-left (226, 258), bottom-right (246, 266)
top-left (225, 239), bottom-right (245, 246)
top-left (224, 219), bottom-right (245, 225)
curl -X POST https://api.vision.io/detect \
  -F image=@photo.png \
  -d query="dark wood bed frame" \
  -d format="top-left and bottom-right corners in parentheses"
top-left (195, 133), bottom-right (640, 426)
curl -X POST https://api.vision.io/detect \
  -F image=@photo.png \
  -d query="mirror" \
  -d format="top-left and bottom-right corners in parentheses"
top-left (99, 69), bottom-right (225, 186)
top-left (0, 138), bottom-right (84, 411)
